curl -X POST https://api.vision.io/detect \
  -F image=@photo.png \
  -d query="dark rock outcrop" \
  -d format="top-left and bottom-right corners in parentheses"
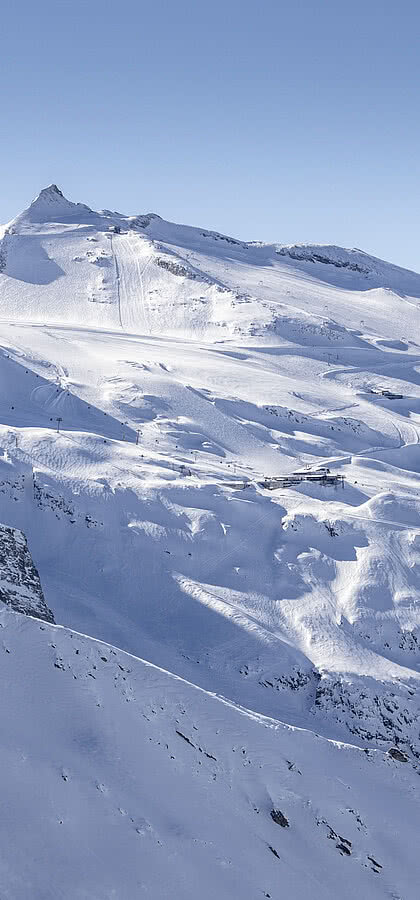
top-left (0, 524), bottom-right (54, 622)
top-left (388, 747), bottom-right (409, 762)
top-left (270, 809), bottom-right (289, 828)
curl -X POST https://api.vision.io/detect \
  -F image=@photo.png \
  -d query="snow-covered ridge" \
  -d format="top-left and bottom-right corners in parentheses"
top-left (273, 242), bottom-right (420, 290)
top-left (2, 184), bottom-right (420, 338)
top-left (2, 185), bottom-right (417, 284)
top-left (276, 243), bottom-right (372, 273)
top-left (9, 183), bottom-right (96, 227)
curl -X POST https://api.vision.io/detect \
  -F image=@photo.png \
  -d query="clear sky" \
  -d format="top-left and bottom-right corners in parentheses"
top-left (1, 0), bottom-right (419, 270)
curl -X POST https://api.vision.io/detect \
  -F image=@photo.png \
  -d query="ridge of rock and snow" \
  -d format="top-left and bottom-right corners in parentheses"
top-left (9, 183), bottom-right (96, 226)
top-left (0, 185), bottom-right (420, 897)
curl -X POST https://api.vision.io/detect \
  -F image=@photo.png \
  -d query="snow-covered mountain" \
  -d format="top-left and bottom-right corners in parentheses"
top-left (0, 185), bottom-right (420, 897)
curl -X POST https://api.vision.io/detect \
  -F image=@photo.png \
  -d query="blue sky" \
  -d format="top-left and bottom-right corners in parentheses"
top-left (1, 0), bottom-right (419, 269)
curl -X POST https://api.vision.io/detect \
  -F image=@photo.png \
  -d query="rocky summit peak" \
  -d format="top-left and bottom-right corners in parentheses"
top-left (29, 184), bottom-right (78, 209)
top-left (10, 184), bottom-right (95, 226)
top-left (37, 184), bottom-right (65, 199)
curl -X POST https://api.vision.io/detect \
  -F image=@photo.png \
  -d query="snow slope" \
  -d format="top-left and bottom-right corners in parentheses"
top-left (1, 186), bottom-right (420, 895)
top-left (1, 608), bottom-right (418, 900)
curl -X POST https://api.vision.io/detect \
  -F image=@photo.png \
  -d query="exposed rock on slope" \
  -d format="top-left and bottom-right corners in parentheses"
top-left (0, 524), bottom-right (53, 622)
top-left (313, 673), bottom-right (420, 758)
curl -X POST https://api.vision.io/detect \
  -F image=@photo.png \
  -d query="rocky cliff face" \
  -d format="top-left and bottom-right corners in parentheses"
top-left (0, 524), bottom-right (53, 622)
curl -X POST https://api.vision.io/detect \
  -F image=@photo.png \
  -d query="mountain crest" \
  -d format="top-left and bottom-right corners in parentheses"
top-left (37, 183), bottom-right (65, 200)
top-left (10, 184), bottom-right (95, 227)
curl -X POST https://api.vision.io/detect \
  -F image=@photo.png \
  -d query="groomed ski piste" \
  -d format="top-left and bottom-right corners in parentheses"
top-left (0, 185), bottom-right (420, 897)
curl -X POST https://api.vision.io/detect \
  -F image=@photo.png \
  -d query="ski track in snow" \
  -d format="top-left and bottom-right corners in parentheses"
top-left (114, 231), bottom-right (155, 334)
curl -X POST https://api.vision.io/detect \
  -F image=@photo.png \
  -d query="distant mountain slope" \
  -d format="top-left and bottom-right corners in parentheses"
top-left (1, 185), bottom-right (420, 343)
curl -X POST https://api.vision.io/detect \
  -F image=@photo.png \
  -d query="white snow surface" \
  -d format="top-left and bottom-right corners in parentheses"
top-left (0, 186), bottom-right (420, 896)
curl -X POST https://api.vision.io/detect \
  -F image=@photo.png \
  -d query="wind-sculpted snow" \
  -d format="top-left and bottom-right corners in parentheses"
top-left (0, 186), bottom-right (420, 894)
